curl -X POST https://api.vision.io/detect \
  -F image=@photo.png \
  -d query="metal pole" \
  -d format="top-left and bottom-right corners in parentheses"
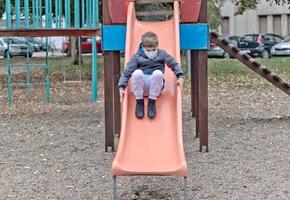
top-left (91, 0), bottom-right (98, 101)
top-left (24, 0), bottom-right (29, 28)
top-left (45, 37), bottom-right (50, 103)
top-left (181, 177), bottom-right (188, 200)
top-left (36, 0), bottom-right (39, 28)
top-left (45, 0), bottom-right (48, 28)
top-left (112, 176), bottom-right (117, 200)
top-left (55, 0), bottom-right (58, 28)
top-left (49, 0), bottom-right (52, 28)
top-left (59, 0), bottom-right (63, 28)
top-left (74, 0), bottom-right (80, 28)
top-left (82, 0), bottom-right (85, 27)
top-left (78, 36), bottom-right (82, 81)
top-left (7, 42), bottom-right (12, 106)
top-left (86, 0), bottom-right (89, 27)
top-left (88, 0), bottom-right (91, 27)
top-left (26, 42), bottom-right (31, 101)
top-left (32, 0), bottom-right (36, 28)
top-left (15, 0), bottom-right (21, 28)
top-left (5, 0), bottom-right (11, 29)
top-left (39, 0), bottom-right (42, 28)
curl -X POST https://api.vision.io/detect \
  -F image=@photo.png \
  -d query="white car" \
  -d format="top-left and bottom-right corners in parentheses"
top-left (271, 37), bottom-right (290, 56)
top-left (0, 37), bottom-right (34, 58)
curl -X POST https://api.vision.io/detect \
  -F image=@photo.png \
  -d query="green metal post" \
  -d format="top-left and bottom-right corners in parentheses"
top-left (26, 42), bottom-right (31, 101)
top-left (24, 0), bottom-right (29, 28)
top-left (49, 0), bottom-right (52, 28)
top-left (65, 0), bottom-right (71, 28)
top-left (15, 0), bottom-right (21, 28)
top-left (88, 0), bottom-right (91, 27)
top-left (40, 0), bottom-right (42, 28)
top-left (32, 0), bottom-right (36, 28)
top-left (45, 0), bottom-right (48, 28)
top-left (7, 42), bottom-right (12, 106)
top-left (92, 0), bottom-right (98, 101)
top-left (35, 0), bottom-right (39, 28)
top-left (5, 0), bottom-right (11, 28)
top-left (86, 0), bottom-right (89, 27)
top-left (74, 0), bottom-right (80, 28)
top-left (45, 38), bottom-right (50, 103)
top-left (82, 0), bottom-right (85, 27)
top-left (35, 0), bottom-right (41, 28)
top-left (55, 0), bottom-right (58, 27)
top-left (59, 0), bottom-right (62, 28)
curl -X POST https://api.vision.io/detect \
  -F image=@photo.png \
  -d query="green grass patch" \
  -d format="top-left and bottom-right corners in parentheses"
top-left (207, 58), bottom-right (290, 88)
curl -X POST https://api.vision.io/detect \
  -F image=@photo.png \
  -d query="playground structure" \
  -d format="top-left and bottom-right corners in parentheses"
top-left (2, 0), bottom-right (100, 104)
top-left (2, 0), bottom-right (290, 199)
top-left (102, 0), bottom-right (209, 199)
top-left (102, 0), bottom-right (210, 155)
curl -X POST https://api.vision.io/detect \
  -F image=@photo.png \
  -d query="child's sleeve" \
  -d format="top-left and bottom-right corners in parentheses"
top-left (164, 52), bottom-right (184, 78)
top-left (118, 55), bottom-right (138, 89)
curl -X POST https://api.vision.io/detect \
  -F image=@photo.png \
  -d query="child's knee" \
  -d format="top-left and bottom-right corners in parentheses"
top-left (132, 69), bottom-right (144, 80)
top-left (152, 70), bottom-right (163, 80)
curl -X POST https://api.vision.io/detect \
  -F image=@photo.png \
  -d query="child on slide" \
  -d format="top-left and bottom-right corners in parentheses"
top-left (118, 31), bottom-right (184, 119)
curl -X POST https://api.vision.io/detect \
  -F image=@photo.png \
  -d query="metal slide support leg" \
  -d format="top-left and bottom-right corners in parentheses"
top-left (181, 176), bottom-right (188, 200)
top-left (113, 176), bottom-right (117, 200)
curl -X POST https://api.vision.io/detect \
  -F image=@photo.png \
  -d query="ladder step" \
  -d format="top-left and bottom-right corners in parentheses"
top-left (10, 64), bottom-right (48, 68)
top-left (10, 83), bottom-right (47, 88)
top-left (272, 74), bottom-right (282, 82)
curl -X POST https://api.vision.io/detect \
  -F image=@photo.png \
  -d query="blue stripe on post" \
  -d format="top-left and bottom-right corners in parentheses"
top-left (102, 24), bottom-right (209, 51)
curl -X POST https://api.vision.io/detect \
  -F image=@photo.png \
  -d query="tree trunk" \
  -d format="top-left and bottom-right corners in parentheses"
top-left (67, 37), bottom-right (72, 57)
top-left (71, 36), bottom-right (83, 65)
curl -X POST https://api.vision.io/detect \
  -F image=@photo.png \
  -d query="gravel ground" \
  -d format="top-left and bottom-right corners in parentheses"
top-left (0, 82), bottom-right (289, 200)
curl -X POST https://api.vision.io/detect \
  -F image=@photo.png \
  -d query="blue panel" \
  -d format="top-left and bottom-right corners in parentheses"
top-left (102, 24), bottom-right (209, 51)
top-left (102, 25), bottom-right (126, 51)
top-left (180, 24), bottom-right (209, 50)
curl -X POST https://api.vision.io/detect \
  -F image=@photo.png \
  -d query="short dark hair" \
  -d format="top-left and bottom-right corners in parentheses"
top-left (142, 31), bottom-right (159, 47)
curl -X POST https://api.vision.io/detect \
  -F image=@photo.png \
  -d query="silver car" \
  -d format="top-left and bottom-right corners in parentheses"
top-left (0, 37), bottom-right (34, 58)
top-left (271, 37), bottom-right (290, 56)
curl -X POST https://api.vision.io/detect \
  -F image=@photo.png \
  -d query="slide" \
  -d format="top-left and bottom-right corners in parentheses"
top-left (112, 1), bottom-right (188, 176)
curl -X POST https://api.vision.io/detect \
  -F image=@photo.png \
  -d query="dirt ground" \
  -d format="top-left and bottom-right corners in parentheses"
top-left (0, 80), bottom-right (289, 200)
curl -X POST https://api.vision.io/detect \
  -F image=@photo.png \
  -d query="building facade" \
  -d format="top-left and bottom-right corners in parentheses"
top-left (220, 1), bottom-right (290, 37)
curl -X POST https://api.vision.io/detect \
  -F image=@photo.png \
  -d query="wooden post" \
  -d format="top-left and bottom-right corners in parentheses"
top-left (103, 0), bottom-right (121, 152)
top-left (191, 0), bottom-right (208, 151)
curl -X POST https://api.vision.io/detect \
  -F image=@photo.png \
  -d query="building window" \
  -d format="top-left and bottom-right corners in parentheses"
top-left (273, 15), bottom-right (282, 35)
top-left (222, 17), bottom-right (230, 35)
top-left (259, 15), bottom-right (267, 33)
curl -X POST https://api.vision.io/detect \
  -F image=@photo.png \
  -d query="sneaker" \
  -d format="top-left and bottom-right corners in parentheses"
top-left (147, 98), bottom-right (156, 118)
top-left (135, 99), bottom-right (144, 118)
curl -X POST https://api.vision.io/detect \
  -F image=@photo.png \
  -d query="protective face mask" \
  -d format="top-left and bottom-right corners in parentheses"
top-left (144, 49), bottom-right (158, 59)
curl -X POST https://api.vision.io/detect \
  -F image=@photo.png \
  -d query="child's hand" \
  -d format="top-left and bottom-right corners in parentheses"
top-left (119, 89), bottom-right (125, 102)
top-left (176, 77), bottom-right (184, 90)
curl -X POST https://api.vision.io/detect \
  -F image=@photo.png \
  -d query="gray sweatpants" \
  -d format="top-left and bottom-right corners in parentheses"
top-left (131, 69), bottom-right (164, 100)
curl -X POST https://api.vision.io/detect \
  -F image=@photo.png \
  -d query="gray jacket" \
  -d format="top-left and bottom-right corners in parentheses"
top-left (118, 44), bottom-right (183, 89)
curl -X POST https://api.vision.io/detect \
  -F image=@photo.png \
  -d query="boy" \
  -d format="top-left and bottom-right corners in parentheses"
top-left (118, 31), bottom-right (184, 119)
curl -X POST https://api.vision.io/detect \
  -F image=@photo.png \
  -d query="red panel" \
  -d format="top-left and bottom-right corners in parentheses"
top-left (180, 0), bottom-right (201, 23)
top-left (108, 0), bottom-right (128, 24)
top-left (108, 0), bottom-right (201, 24)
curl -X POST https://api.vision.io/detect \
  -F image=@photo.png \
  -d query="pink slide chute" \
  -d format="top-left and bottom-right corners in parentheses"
top-left (112, 1), bottom-right (188, 177)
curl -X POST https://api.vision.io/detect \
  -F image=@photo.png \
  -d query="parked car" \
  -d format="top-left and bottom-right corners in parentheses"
top-left (0, 37), bottom-right (34, 58)
top-left (271, 36), bottom-right (290, 56)
top-left (20, 37), bottom-right (51, 52)
top-left (62, 36), bottom-right (102, 53)
top-left (238, 33), bottom-right (284, 58)
top-left (208, 35), bottom-right (241, 58)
